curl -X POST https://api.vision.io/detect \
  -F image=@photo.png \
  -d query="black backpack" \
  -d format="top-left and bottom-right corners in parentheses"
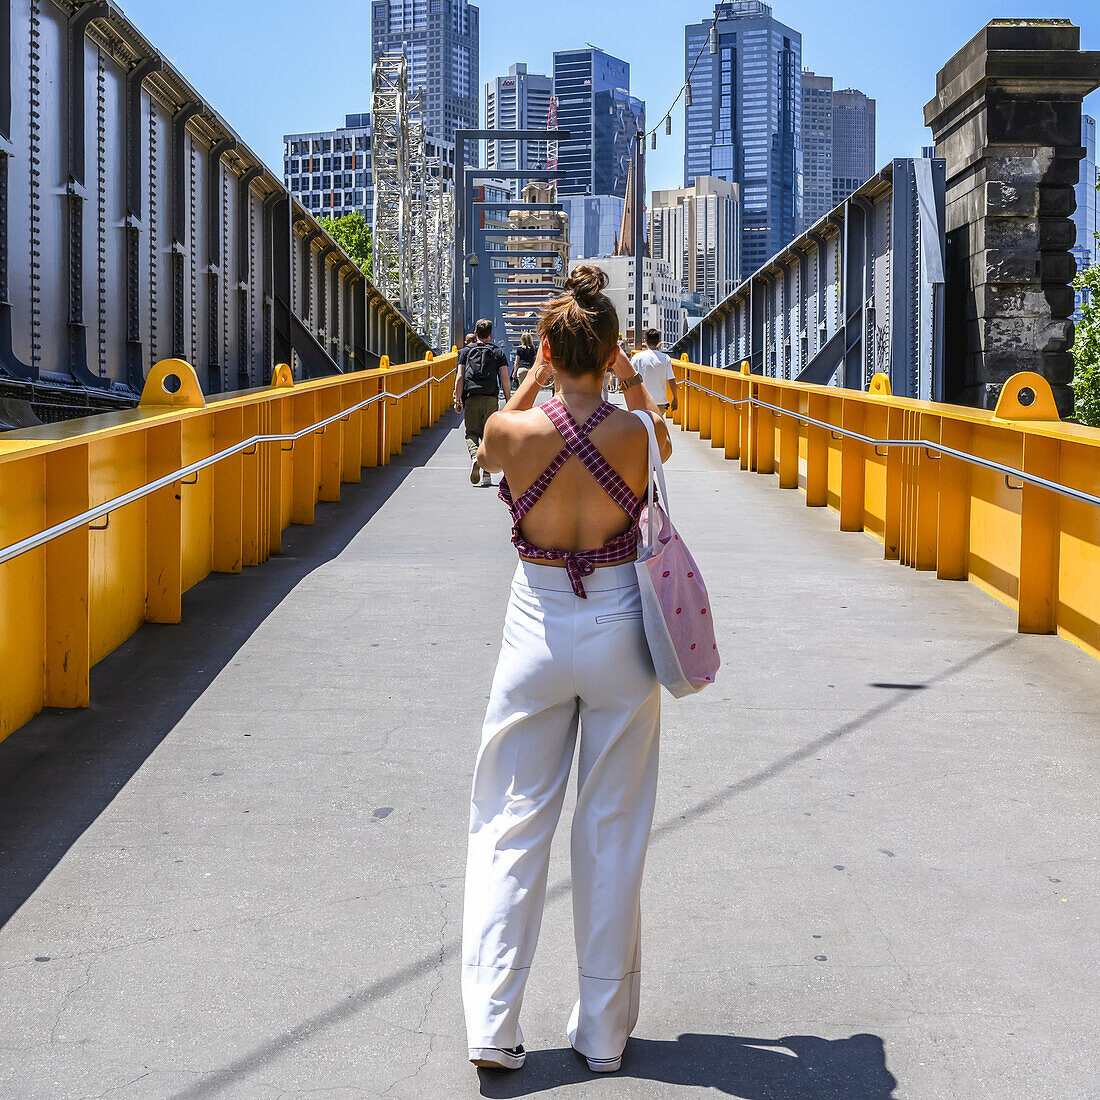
top-left (462, 342), bottom-right (503, 398)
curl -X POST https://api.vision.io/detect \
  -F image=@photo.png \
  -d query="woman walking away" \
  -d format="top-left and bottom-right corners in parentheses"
top-left (512, 331), bottom-right (537, 387)
top-left (461, 265), bottom-right (672, 1074)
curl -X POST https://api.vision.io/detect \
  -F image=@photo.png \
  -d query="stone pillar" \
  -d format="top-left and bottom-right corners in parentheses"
top-left (924, 20), bottom-right (1100, 414)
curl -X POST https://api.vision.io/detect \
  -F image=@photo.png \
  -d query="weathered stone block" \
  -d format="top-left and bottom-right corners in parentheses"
top-left (973, 315), bottom-right (1074, 355)
top-left (980, 246), bottom-right (1039, 284)
top-left (1037, 217), bottom-right (1077, 249)
top-left (985, 179), bottom-right (1039, 215)
top-left (987, 97), bottom-right (1085, 146)
top-left (1038, 186), bottom-right (1076, 217)
top-left (969, 283), bottom-right (1075, 320)
top-left (1039, 251), bottom-right (1076, 283)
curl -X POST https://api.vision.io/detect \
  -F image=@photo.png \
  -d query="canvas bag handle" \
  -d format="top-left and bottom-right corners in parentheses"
top-left (632, 411), bottom-right (671, 552)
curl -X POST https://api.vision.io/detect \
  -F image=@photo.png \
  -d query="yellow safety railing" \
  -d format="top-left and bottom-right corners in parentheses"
top-left (0, 353), bottom-right (458, 741)
top-left (672, 359), bottom-right (1100, 661)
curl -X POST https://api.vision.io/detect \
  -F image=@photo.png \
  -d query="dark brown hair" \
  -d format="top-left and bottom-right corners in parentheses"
top-left (644, 328), bottom-right (661, 347)
top-left (475, 318), bottom-right (493, 340)
top-left (537, 265), bottom-right (619, 377)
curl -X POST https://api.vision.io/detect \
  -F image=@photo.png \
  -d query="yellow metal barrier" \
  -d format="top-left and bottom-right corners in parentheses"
top-left (672, 360), bottom-right (1100, 661)
top-left (0, 354), bottom-right (458, 741)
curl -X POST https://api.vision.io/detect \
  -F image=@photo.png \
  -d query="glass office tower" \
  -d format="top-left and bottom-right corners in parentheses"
top-left (552, 47), bottom-right (645, 200)
top-left (684, 1), bottom-right (801, 274)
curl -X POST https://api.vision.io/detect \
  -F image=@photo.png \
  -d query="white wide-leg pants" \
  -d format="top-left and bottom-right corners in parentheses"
top-left (462, 560), bottom-right (661, 1063)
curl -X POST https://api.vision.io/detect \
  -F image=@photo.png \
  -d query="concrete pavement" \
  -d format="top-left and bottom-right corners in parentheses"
top-left (0, 409), bottom-right (1098, 1099)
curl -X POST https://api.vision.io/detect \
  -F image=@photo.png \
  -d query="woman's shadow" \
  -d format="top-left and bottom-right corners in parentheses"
top-left (479, 1031), bottom-right (898, 1098)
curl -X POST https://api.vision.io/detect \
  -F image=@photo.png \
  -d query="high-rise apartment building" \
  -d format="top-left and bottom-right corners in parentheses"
top-left (552, 48), bottom-right (645, 200)
top-left (801, 71), bottom-right (833, 230)
top-left (283, 114), bottom-right (455, 227)
top-left (684, 2), bottom-right (801, 274)
top-left (371, 0), bottom-right (479, 166)
top-left (800, 73), bottom-right (876, 229)
top-left (832, 87), bottom-right (876, 206)
top-left (650, 176), bottom-right (742, 316)
top-left (485, 64), bottom-right (552, 196)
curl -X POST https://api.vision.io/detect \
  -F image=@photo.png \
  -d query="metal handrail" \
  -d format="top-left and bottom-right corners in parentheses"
top-left (0, 367), bottom-right (457, 567)
top-left (678, 377), bottom-right (1100, 510)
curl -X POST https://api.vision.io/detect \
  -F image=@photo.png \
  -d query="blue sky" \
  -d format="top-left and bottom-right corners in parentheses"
top-left (123, 0), bottom-right (1098, 192)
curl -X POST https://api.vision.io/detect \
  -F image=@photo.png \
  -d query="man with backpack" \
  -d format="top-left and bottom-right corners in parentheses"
top-left (453, 318), bottom-right (511, 486)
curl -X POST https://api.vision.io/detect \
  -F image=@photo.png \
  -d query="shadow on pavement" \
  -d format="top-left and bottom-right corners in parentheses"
top-left (0, 416), bottom-right (458, 931)
top-left (169, 638), bottom-right (1013, 1099)
top-left (480, 1032), bottom-right (898, 1097)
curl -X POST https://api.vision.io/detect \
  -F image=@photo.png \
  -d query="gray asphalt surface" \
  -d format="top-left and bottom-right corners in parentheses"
top-left (0, 409), bottom-right (1097, 1099)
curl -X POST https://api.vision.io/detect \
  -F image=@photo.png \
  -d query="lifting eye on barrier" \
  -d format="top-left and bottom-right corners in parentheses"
top-left (829, 431), bottom-right (844, 440)
top-left (924, 448), bottom-right (942, 461)
top-left (281, 442), bottom-right (295, 452)
top-left (89, 514), bottom-right (110, 531)
top-left (874, 445), bottom-right (889, 457)
top-left (242, 444), bottom-right (258, 456)
top-left (1005, 475), bottom-right (1024, 491)
top-left (180, 472), bottom-right (199, 485)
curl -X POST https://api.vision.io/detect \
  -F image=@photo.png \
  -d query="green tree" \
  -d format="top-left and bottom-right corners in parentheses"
top-left (1071, 262), bottom-right (1100, 427)
top-left (1070, 165), bottom-right (1100, 427)
top-left (319, 210), bottom-right (372, 279)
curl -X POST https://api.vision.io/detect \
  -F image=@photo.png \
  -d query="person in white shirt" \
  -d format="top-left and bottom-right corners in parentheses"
top-left (630, 329), bottom-right (679, 414)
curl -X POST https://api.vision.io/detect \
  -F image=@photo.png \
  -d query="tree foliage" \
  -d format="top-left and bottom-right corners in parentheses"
top-left (1071, 262), bottom-right (1100, 427)
top-left (1070, 166), bottom-right (1100, 427)
top-left (319, 210), bottom-right (372, 279)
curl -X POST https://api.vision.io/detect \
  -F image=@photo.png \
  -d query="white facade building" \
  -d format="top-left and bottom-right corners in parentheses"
top-left (650, 176), bottom-right (741, 316)
top-left (592, 256), bottom-right (681, 347)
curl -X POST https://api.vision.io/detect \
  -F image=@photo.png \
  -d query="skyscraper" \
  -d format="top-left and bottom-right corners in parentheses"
top-left (832, 87), bottom-right (876, 206)
top-left (800, 73), bottom-right (877, 230)
top-left (552, 48), bottom-right (645, 200)
top-left (684, 1), bottom-right (801, 274)
top-left (370, 0), bottom-right (479, 165)
top-left (485, 64), bottom-right (553, 196)
top-left (801, 71), bottom-right (833, 230)
top-left (1072, 114), bottom-right (1098, 318)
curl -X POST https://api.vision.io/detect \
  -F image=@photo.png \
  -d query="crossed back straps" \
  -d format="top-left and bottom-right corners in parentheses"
top-left (508, 398), bottom-right (643, 521)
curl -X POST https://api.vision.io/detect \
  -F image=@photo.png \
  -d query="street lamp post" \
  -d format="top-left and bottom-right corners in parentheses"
top-left (632, 128), bottom-right (646, 349)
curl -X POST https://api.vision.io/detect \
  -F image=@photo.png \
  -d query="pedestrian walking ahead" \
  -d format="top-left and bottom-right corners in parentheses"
top-left (512, 332), bottom-right (537, 387)
top-left (461, 265), bottom-right (673, 1075)
top-left (454, 319), bottom-right (511, 487)
top-left (630, 328), bottom-right (679, 414)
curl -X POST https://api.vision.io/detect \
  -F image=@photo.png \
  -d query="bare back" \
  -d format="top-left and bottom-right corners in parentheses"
top-left (496, 396), bottom-right (651, 557)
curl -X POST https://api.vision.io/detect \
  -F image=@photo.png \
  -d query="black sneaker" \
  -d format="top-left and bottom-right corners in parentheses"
top-left (469, 1045), bottom-right (526, 1070)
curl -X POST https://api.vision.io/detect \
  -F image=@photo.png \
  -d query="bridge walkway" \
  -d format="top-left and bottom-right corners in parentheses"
top-left (0, 411), bottom-right (1097, 1099)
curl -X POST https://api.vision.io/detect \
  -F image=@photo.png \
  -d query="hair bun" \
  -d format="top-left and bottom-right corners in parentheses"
top-left (565, 264), bottom-right (608, 303)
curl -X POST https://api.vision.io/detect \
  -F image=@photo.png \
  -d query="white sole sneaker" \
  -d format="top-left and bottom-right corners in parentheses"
top-left (479, 475), bottom-right (492, 487)
top-left (469, 1045), bottom-right (526, 1070)
top-left (581, 1052), bottom-right (622, 1073)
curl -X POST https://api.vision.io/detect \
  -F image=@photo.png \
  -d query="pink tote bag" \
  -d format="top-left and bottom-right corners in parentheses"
top-left (632, 412), bottom-right (720, 697)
